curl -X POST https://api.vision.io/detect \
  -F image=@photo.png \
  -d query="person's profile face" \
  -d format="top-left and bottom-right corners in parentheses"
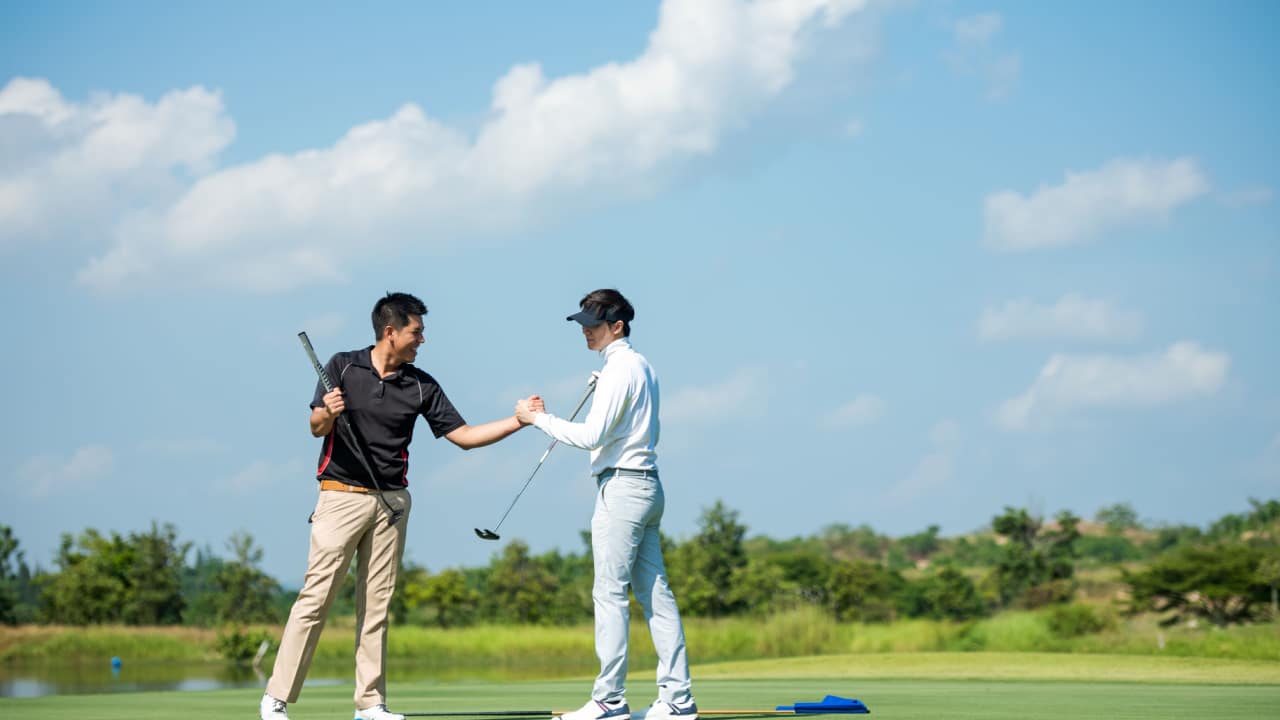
top-left (387, 315), bottom-right (425, 362)
top-left (583, 320), bottom-right (622, 351)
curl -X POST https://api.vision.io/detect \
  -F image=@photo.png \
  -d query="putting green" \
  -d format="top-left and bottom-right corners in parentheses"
top-left (2, 654), bottom-right (1278, 720)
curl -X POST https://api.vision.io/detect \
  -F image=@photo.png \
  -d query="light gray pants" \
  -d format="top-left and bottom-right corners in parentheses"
top-left (591, 473), bottom-right (693, 705)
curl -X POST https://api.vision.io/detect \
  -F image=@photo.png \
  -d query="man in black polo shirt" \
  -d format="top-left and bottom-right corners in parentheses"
top-left (261, 292), bottom-right (542, 720)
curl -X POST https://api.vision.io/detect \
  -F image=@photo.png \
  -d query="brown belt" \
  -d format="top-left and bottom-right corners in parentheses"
top-left (319, 479), bottom-right (372, 494)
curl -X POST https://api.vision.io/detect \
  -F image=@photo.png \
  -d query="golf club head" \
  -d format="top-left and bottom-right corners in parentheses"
top-left (474, 528), bottom-right (500, 541)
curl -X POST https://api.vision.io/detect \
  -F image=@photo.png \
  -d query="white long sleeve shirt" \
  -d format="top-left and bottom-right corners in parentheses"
top-left (533, 337), bottom-right (659, 477)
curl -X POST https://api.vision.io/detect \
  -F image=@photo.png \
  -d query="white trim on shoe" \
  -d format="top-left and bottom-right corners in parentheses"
top-left (260, 693), bottom-right (288, 720)
top-left (355, 703), bottom-right (405, 720)
top-left (634, 700), bottom-right (698, 720)
top-left (557, 698), bottom-right (632, 720)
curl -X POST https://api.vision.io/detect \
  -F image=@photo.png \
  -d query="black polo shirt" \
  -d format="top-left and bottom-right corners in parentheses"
top-left (310, 347), bottom-right (466, 490)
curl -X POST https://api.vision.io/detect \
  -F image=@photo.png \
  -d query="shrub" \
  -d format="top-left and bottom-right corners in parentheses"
top-left (214, 626), bottom-right (273, 664)
top-left (1046, 603), bottom-right (1111, 638)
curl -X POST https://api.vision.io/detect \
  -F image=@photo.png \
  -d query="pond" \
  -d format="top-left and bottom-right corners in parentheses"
top-left (0, 659), bottom-right (597, 698)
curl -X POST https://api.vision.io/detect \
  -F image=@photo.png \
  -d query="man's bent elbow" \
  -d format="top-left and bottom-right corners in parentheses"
top-left (447, 426), bottom-right (478, 451)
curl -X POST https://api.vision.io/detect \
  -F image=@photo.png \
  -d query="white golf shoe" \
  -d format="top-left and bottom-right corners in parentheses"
top-left (634, 700), bottom-right (699, 720)
top-left (355, 704), bottom-right (405, 720)
top-left (260, 693), bottom-right (288, 720)
top-left (558, 698), bottom-right (631, 720)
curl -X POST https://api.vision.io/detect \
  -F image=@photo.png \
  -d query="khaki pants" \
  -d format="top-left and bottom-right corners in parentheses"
top-left (267, 487), bottom-right (411, 709)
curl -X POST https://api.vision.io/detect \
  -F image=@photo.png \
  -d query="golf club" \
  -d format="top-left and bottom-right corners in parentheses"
top-left (401, 707), bottom-right (860, 712)
top-left (474, 374), bottom-right (598, 541)
top-left (401, 695), bottom-right (870, 716)
top-left (299, 331), bottom-right (404, 527)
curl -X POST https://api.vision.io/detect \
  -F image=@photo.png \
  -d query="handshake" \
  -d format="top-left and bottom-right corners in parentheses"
top-left (514, 371), bottom-right (600, 427)
top-left (514, 396), bottom-right (544, 426)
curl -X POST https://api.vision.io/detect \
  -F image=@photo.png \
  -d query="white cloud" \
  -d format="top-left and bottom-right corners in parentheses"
top-left (137, 437), bottom-right (226, 458)
top-left (14, 444), bottom-right (114, 497)
top-left (496, 372), bottom-right (600, 417)
top-left (843, 117), bottom-right (864, 137)
top-left (664, 367), bottom-right (765, 425)
top-left (1261, 432), bottom-right (1280, 481)
top-left (997, 342), bottom-right (1229, 431)
top-left (1220, 186), bottom-right (1273, 208)
top-left (300, 312), bottom-right (348, 340)
top-left (419, 449), bottom-right (543, 495)
top-left (978, 294), bottom-right (1143, 342)
top-left (0, 77), bottom-right (234, 248)
top-left (30, 0), bottom-right (875, 293)
top-left (886, 420), bottom-right (960, 503)
top-left (983, 52), bottom-right (1021, 101)
top-left (948, 13), bottom-right (1019, 100)
top-left (984, 157), bottom-right (1209, 251)
top-left (954, 13), bottom-right (1002, 46)
top-left (221, 458), bottom-right (309, 495)
top-left (821, 393), bottom-right (884, 428)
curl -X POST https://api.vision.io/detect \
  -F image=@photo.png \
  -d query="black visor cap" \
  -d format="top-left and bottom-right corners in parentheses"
top-left (566, 307), bottom-right (623, 326)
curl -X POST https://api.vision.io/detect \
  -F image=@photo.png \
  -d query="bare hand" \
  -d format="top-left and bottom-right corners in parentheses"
top-left (515, 395), bottom-right (543, 425)
top-left (322, 388), bottom-right (346, 418)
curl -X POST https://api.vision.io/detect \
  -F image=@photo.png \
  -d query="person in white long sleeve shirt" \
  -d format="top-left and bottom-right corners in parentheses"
top-left (516, 289), bottom-right (697, 720)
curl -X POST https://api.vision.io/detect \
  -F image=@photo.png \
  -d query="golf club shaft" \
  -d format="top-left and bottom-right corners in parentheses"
top-left (401, 707), bottom-right (839, 712)
top-left (489, 376), bottom-right (597, 533)
top-left (299, 332), bottom-right (403, 524)
top-left (399, 707), bottom-right (560, 712)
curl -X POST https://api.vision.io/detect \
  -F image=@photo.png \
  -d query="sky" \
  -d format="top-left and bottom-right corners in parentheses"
top-left (1, 0), bottom-right (1277, 586)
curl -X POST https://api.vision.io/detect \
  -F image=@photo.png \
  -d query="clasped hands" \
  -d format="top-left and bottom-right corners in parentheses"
top-left (515, 395), bottom-right (544, 426)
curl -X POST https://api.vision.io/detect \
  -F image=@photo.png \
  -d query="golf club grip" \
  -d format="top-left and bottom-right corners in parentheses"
top-left (569, 375), bottom-right (597, 418)
top-left (298, 332), bottom-right (336, 392)
top-left (298, 331), bottom-right (402, 524)
top-left (298, 330), bottom-right (365, 456)
top-left (536, 378), bottom-right (597, 455)
top-left (298, 331), bottom-right (365, 458)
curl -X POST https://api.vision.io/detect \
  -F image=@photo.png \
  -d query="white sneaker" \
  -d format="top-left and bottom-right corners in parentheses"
top-left (634, 700), bottom-right (699, 720)
top-left (558, 698), bottom-right (631, 720)
top-left (355, 704), bottom-right (405, 720)
top-left (260, 693), bottom-right (288, 720)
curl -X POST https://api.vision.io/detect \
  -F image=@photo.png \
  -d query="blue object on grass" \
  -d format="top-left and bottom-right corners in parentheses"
top-left (775, 695), bottom-right (869, 714)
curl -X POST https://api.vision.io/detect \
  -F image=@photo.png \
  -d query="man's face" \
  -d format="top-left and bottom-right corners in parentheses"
top-left (583, 320), bottom-right (623, 351)
top-left (387, 315), bottom-right (425, 363)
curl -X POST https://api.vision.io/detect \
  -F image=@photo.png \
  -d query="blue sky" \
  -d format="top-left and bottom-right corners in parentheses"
top-left (2, 0), bottom-right (1276, 586)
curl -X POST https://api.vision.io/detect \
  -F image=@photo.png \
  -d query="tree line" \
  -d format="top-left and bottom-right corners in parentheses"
top-left (2, 498), bottom-right (1277, 631)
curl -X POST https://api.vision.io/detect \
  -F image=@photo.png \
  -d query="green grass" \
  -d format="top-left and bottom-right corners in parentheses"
top-left (701, 652), bottom-right (1280, 684)
top-left (2, 657), bottom-right (1278, 720)
top-left (0, 625), bottom-right (215, 663)
top-left (5, 610), bottom-right (1279, 666)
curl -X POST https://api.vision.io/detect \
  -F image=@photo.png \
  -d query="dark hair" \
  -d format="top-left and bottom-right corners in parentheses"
top-left (580, 288), bottom-right (635, 337)
top-left (372, 292), bottom-right (428, 340)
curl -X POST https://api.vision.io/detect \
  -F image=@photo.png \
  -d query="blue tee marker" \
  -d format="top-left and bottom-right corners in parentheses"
top-left (775, 695), bottom-right (869, 714)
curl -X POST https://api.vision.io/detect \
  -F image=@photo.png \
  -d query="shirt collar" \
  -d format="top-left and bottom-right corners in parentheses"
top-left (601, 337), bottom-right (631, 359)
top-left (355, 346), bottom-right (411, 380)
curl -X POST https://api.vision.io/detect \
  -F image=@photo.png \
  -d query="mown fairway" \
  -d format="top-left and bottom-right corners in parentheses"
top-left (3, 654), bottom-right (1278, 720)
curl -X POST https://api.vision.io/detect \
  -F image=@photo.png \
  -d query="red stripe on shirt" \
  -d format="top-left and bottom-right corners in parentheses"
top-left (317, 432), bottom-right (334, 476)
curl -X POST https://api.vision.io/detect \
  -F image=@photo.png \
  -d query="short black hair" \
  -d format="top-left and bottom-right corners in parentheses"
top-left (579, 288), bottom-right (635, 337)
top-left (372, 292), bottom-right (428, 341)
